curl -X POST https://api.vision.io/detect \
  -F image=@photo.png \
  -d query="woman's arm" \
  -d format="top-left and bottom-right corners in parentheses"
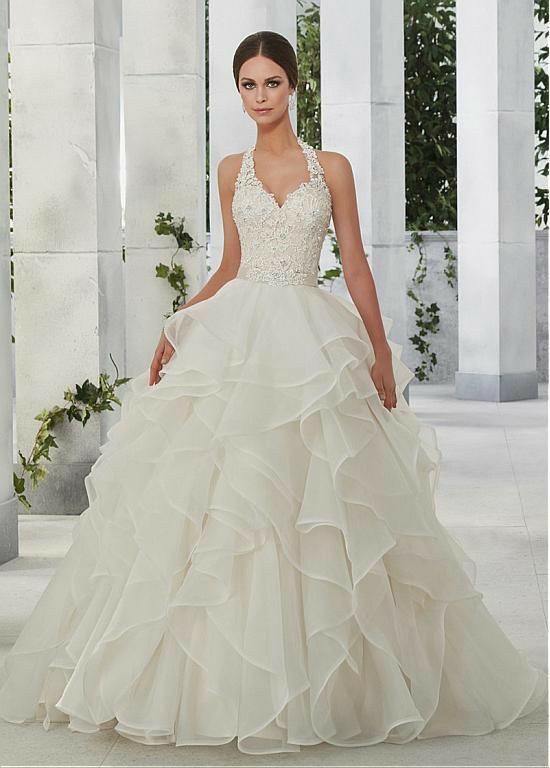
top-left (323, 152), bottom-right (391, 355)
top-left (173, 153), bottom-right (243, 311)
top-left (322, 151), bottom-right (397, 410)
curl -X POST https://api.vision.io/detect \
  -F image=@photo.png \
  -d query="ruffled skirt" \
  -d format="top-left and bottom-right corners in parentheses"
top-left (0, 277), bottom-right (546, 754)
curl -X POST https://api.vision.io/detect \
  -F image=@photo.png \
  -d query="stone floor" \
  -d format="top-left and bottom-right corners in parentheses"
top-left (0, 383), bottom-right (547, 767)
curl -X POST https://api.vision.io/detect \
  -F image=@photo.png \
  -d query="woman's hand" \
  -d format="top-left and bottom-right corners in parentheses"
top-left (149, 329), bottom-right (175, 386)
top-left (370, 345), bottom-right (397, 411)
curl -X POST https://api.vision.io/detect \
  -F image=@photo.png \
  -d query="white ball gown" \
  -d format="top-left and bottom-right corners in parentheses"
top-left (0, 137), bottom-right (546, 756)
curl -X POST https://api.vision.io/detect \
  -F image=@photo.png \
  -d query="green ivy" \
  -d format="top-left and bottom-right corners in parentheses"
top-left (442, 241), bottom-right (457, 287)
top-left (317, 227), bottom-right (342, 286)
top-left (14, 355), bottom-right (131, 508)
top-left (405, 228), bottom-right (457, 381)
top-left (407, 232), bottom-right (438, 381)
top-left (154, 211), bottom-right (205, 316)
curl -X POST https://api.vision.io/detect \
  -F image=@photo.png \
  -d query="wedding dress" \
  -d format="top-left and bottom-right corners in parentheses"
top-left (0, 137), bottom-right (546, 755)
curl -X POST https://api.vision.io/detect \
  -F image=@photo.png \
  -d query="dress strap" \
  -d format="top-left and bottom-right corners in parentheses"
top-left (236, 139), bottom-right (325, 190)
top-left (234, 146), bottom-right (255, 190)
top-left (297, 137), bottom-right (326, 182)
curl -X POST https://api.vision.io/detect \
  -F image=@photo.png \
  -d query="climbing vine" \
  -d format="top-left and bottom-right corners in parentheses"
top-left (405, 229), bottom-right (457, 381)
top-left (154, 211), bottom-right (206, 317)
top-left (317, 227), bottom-right (342, 287)
top-left (12, 211), bottom-right (202, 507)
top-left (13, 355), bottom-right (130, 508)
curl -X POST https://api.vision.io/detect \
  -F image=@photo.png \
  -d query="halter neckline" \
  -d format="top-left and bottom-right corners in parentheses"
top-left (248, 137), bottom-right (318, 211)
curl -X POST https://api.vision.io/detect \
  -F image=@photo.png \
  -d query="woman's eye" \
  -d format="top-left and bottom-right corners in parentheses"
top-left (243, 81), bottom-right (280, 89)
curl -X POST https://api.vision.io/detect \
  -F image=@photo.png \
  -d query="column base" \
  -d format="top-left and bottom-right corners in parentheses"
top-left (455, 371), bottom-right (539, 402)
top-left (0, 494), bottom-right (19, 565)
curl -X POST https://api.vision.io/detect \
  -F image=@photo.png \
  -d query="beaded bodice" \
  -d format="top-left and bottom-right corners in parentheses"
top-left (232, 136), bottom-right (332, 287)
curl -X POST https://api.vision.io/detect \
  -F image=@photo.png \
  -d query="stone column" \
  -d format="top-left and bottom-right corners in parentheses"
top-left (321, 0), bottom-right (413, 381)
top-left (208, 0), bottom-right (296, 272)
top-left (455, 0), bottom-right (537, 401)
top-left (11, 0), bottom-right (124, 514)
top-left (0, 0), bottom-right (17, 562)
top-left (122, 0), bottom-right (206, 375)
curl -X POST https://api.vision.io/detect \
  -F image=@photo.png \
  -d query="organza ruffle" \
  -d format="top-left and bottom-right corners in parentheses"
top-left (0, 277), bottom-right (546, 754)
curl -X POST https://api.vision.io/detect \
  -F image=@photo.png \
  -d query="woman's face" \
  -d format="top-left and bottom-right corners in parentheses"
top-left (238, 55), bottom-right (294, 122)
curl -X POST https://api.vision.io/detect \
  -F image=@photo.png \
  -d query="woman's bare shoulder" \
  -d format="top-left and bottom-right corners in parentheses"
top-left (314, 149), bottom-right (353, 193)
top-left (315, 149), bottom-right (351, 174)
top-left (217, 152), bottom-right (247, 190)
top-left (217, 151), bottom-right (246, 173)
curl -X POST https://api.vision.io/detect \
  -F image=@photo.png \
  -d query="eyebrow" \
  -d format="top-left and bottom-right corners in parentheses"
top-left (239, 75), bottom-right (283, 82)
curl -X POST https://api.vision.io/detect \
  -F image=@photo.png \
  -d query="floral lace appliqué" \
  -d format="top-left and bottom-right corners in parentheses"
top-left (231, 137), bottom-right (332, 287)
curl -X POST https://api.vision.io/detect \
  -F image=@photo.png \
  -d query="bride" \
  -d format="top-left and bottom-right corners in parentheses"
top-left (0, 29), bottom-right (546, 756)
top-left (150, 44), bottom-right (398, 411)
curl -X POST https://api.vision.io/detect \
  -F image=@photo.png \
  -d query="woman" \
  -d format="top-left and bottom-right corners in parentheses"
top-left (0, 30), bottom-right (546, 756)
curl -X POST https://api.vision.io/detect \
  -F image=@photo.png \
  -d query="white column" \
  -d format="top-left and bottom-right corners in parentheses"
top-left (11, 0), bottom-right (124, 514)
top-left (455, 0), bottom-right (537, 401)
top-left (208, 0), bottom-right (296, 272)
top-left (0, 0), bottom-right (17, 563)
top-left (321, 0), bottom-right (412, 365)
top-left (122, 0), bottom-right (206, 375)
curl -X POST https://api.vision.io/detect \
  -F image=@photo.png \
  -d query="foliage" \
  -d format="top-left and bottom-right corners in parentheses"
top-left (297, 0), bottom-right (321, 149)
top-left (14, 355), bottom-right (131, 508)
top-left (406, 230), bottom-right (440, 383)
top-left (404, 0), bottom-right (457, 231)
top-left (405, 229), bottom-right (455, 381)
top-left (403, 0), bottom-right (547, 229)
top-left (535, 0), bottom-right (549, 227)
top-left (403, 0), bottom-right (458, 378)
top-left (154, 211), bottom-right (205, 316)
top-left (317, 227), bottom-right (342, 287)
top-left (403, 0), bottom-right (548, 378)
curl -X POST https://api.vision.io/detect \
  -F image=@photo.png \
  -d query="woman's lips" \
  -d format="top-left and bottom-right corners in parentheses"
top-left (254, 108), bottom-right (272, 114)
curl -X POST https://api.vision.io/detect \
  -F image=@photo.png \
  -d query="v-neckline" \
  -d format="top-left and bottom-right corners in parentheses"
top-left (250, 137), bottom-right (312, 211)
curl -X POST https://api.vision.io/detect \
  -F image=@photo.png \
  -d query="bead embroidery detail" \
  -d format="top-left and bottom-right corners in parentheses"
top-left (232, 136), bottom-right (332, 288)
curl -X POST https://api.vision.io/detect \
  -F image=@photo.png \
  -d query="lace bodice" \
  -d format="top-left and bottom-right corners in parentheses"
top-left (232, 136), bottom-right (332, 287)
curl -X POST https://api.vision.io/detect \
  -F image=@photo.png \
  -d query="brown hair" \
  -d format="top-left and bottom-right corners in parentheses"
top-left (232, 31), bottom-right (298, 92)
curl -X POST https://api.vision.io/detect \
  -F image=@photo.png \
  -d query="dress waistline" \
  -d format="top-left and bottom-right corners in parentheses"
top-left (236, 263), bottom-right (319, 288)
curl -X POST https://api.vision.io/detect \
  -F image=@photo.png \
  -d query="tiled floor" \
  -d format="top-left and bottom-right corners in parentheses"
top-left (0, 384), bottom-right (547, 767)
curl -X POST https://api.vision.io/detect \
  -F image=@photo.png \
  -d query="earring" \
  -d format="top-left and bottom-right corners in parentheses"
top-left (289, 91), bottom-right (296, 109)
top-left (242, 101), bottom-right (246, 112)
